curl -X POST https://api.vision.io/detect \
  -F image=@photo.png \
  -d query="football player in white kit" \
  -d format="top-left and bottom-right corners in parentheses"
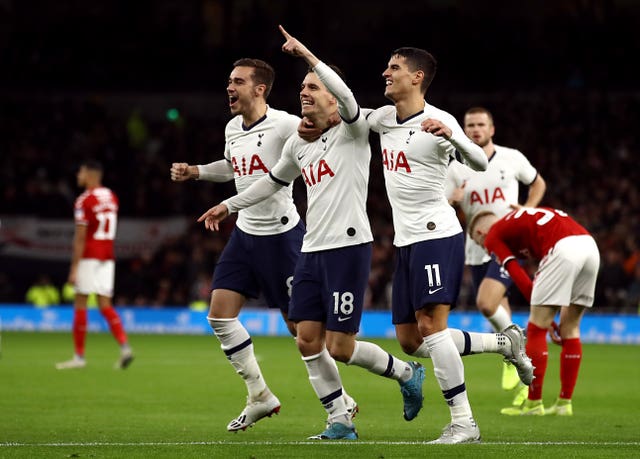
top-left (366, 48), bottom-right (531, 444)
top-left (446, 106), bottom-right (546, 406)
top-left (199, 26), bottom-right (426, 440)
top-left (170, 58), bottom-right (358, 432)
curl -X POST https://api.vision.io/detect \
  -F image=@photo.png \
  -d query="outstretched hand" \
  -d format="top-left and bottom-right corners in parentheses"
top-left (279, 25), bottom-right (312, 59)
top-left (197, 204), bottom-right (230, 232)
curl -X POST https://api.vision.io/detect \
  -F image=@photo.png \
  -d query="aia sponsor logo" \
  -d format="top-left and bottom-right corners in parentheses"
top-left (469, 187), bottom-right (505, 205)
top-left (231, 154), bottom-right (269, 176)
top-left (301, 160), bottom-right (335, 186)
top-left (382, 149), bottom-right (411, 173)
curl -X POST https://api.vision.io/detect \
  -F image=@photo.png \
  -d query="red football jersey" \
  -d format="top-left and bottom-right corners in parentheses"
top-left (484, 207), bottom-right (590, 302)
top-left (485, 207), bottom-right (589, 264)
top-left (74, 187), bottom-right (119, 260)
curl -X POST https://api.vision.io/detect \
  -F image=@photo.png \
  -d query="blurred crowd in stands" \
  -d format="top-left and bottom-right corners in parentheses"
top-left (1, 89), bottom-right (639, 313)
top-left (1, 0), bottom-right (639, 312)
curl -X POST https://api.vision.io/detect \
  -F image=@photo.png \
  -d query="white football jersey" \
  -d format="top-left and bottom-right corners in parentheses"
top-left (224, 107), bottom-right (301, 235)
top-left (367, 102), bottom-right (482, 247)
top-left (268, 62), bottom-right (373, 252)
top-left (445, 144), bottom-right (538, 264)
top-left (271, 114), bottom-right (373, 252)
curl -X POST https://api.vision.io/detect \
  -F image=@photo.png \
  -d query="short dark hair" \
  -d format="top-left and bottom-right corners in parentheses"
top-left (308, 63), bottom-right (346, 83)
top-left (465, 106), bottom-right (495, 124)
top-left (391, 47), bottom-right (437, 94)
top-left (233, 58), bottom-right (275, 98)
top-left (81, 159), bottom-right (103, 172)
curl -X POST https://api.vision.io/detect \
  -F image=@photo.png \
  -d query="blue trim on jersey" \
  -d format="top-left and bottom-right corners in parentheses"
top-left (526, 172), bottom-right (539, 186)
top-left (396, 109), bottom-right (424, 124)
top-left (242, 113), bottom-right (267, 131)
top-left (269, 171), bottom-right (290, 186)
top-left (320, 388), bottom-right (343, 405)
top-left (340, 106), bottom-right (361, 124)
top-left (487, 150), bottom-right (497, 162)
top-left (442, 382), bottom-right (466, 400)
top-left (461, 330), bottom-right (472, 356)
top-left (223, 338), bottom-right (252, 357)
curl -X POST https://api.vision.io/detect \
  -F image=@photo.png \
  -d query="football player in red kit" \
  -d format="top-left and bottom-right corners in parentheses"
top-left (469, 207), bottom-right (600, 416)
top-left (56, 160), bottom-right (133, 370)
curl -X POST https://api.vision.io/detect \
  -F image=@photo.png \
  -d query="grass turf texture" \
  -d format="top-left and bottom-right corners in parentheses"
top-left (0, 332), bottom-right (638, 458)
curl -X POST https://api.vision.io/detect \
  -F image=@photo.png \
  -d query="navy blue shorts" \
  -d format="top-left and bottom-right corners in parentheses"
top-left (211, 221), bottom-right (304, 313)
top-left (289, 243), bottom-right (372, 333)
top-left (469, 255), bottom-right (514, 295)
top-left (392, 233), bottom-right (464, 324)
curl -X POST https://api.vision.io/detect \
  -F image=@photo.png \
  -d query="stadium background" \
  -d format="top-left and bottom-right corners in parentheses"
top-left (1, 0), bottom-right (639, 315)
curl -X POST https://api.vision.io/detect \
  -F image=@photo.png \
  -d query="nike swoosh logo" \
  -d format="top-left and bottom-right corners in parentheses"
top-left (337, 316), bottom-right (352, 322)
top-left (428, 287), bottom-right (444, 294)
top-left (382, 131), bottom-right (389, 135)
top-left (297, 154), bottom-right (305, 160)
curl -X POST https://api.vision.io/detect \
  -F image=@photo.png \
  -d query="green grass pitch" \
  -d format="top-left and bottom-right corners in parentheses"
top-left (0, 331), bottom-right (638, 458)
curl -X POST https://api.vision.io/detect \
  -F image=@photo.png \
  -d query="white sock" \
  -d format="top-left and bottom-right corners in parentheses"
top-left (412, 329), bottom-right (488, 357)
top-left (208, 317), bottom-right (267, 400)
top-left (483, 332), bottom-right (510, 354)
top-left (347, 340), bottom-right (412, 383)
top-left (325, 350), bottom-right (355, 406)
top-left (487, 304), bottom-right (512, 332)
top-left (425, 330), bottom-right (474, 424)
top-left (302, 349), bottom-right (350, 424)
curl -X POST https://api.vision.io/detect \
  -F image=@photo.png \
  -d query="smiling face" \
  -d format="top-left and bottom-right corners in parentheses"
top-left (382, 54), bottom-right (422, 102)
top-left (299, 71), bottom-right (336, 122)
top-left (227, 66), bottom-right (262, 117)
top-left (464, 112), bottom-right (495, 148)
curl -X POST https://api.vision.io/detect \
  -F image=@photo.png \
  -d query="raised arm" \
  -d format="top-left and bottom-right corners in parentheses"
top-left (197, 174), bottom-right (284, 231)
top-left (170, 160), bottom-right (234, 183)
top-left (279, 25), bottom-right (359, 122)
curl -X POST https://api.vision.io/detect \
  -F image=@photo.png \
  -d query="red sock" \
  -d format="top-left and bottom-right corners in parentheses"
top-left (73, 308), bottom-right (87, 358)
top-left (526, 322), bottom-right (548, 401)
top-left (560, 338), bottom-right (582, 399)
top-left (100, 306), bottom-right (128, 345)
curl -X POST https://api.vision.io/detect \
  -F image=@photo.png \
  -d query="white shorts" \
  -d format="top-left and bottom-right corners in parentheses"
top-left (531, 235), bottom-right (599, 307)
top-left (75, 259), bottom-right (115, 297)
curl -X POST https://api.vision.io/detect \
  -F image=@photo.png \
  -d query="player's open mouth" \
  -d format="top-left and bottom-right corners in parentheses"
top-left (301, 99), bottom-right (313, 108)
top-left (385, 79), bottom-right (393, 86)
top-left (229, 96), bottom-right (239, 106)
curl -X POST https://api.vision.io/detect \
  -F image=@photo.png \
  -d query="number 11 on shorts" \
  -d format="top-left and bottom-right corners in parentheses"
top-left (424, 264), bottom-right (441, 288)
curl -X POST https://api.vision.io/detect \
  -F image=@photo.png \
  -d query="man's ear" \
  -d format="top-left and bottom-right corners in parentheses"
top-left (413, 70), bottom-right (424, 87)
top-left (254, 84), bottom-right (267, 97)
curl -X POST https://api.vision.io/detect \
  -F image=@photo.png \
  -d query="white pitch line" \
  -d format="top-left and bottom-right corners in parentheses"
top-left (1, 441), bottom-right (639, 447)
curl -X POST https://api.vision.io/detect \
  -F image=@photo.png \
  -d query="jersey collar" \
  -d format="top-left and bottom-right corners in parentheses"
top-left (396, 109), bottom-right (424, 125)
top-left (242, 112), bottom-right (268, 131)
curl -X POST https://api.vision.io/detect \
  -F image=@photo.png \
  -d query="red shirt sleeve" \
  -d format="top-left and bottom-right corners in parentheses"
top-left (504, 259), bottom-right (533, 303)
top-left (485, 228), bottom-right (533, 303)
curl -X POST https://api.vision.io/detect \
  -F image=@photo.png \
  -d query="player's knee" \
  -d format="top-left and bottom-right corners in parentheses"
top-left (475, 296), bottom-right (496, 316)
top-left (295, 334), bottom-right (320, 356)
top-left (326, 345), bottom-right (350, 363)
top-left (397, 335), bottom-right (421, 355)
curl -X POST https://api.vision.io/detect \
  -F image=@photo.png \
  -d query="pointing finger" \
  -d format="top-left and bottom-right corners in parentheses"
top-left (279, 25), bottom-right (291, 40)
